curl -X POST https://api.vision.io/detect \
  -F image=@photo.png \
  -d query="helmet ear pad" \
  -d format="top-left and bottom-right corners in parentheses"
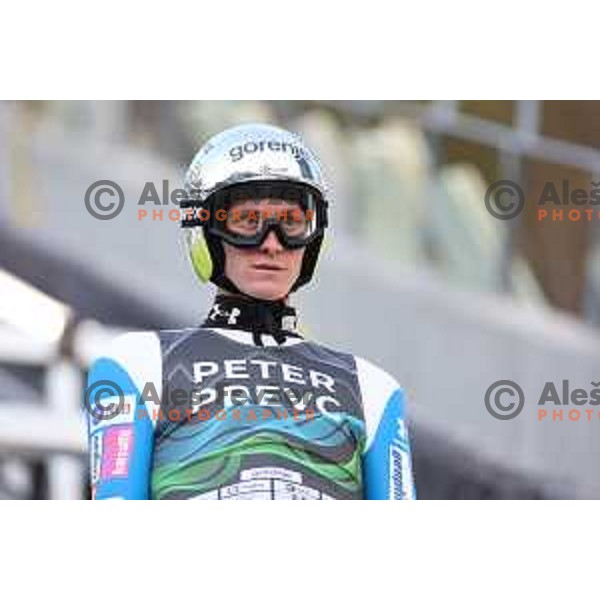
top-left (203, 228), bottom-right (235, 291)
top-left (188, 231), bottom-right (213, 283)
top-left (186, 227), bottom-right (241, 293)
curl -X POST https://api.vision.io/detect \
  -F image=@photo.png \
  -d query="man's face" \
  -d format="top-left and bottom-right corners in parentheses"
top-left (222, 198), bottom-right (306, 301)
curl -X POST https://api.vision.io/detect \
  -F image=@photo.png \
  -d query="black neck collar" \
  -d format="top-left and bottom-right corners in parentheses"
top-left (201, 293), bottom-right (301, 346)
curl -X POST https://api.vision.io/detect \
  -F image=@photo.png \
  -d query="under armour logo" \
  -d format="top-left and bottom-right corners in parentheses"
top-left (209, 303), bottom-right (241, 325)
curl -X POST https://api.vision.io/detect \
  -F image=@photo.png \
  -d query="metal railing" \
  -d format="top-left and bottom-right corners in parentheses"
top-left (0, 316), bottom-right (122, 498)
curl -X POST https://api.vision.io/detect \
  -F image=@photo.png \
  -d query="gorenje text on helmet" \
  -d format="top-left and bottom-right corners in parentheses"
top-left (229, 139), bottom-right (306, 163)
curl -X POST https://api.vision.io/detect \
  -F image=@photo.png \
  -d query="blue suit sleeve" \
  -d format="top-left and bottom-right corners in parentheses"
top-left (363, 387), bottom-right (416, 499)
top-left (356, 356), bottom-right (416, 500)
top-left (85, 332), bottom-right (162, 500)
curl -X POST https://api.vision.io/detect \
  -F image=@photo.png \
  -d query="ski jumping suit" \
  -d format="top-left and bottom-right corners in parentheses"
top-left (86, 295), bottom-right (416, 500)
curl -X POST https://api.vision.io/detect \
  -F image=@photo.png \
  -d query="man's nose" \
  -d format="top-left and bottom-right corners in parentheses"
top-left (260, 229), bottom-right (284, 254)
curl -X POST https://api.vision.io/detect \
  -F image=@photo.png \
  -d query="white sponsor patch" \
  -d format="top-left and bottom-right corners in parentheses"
top-left (220, 480), bottom-right (272, 499)
top-left (240, 467), bottom-right (302, 483)
top-left (273, 480), bottom-right (321, 500)
top-left (192, 477), bottom-right (331, 500)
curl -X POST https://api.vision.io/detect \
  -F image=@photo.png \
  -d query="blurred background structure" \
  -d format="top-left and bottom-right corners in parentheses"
top-left (1, 100), bottom-right (600, 498)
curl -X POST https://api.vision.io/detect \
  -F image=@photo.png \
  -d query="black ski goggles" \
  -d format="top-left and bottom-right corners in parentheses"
top-left (182, 181), bottom-right (328, 249)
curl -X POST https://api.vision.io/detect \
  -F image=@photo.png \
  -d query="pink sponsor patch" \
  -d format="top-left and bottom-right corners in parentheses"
top-left (100, 425), bottom-right (134, 479)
